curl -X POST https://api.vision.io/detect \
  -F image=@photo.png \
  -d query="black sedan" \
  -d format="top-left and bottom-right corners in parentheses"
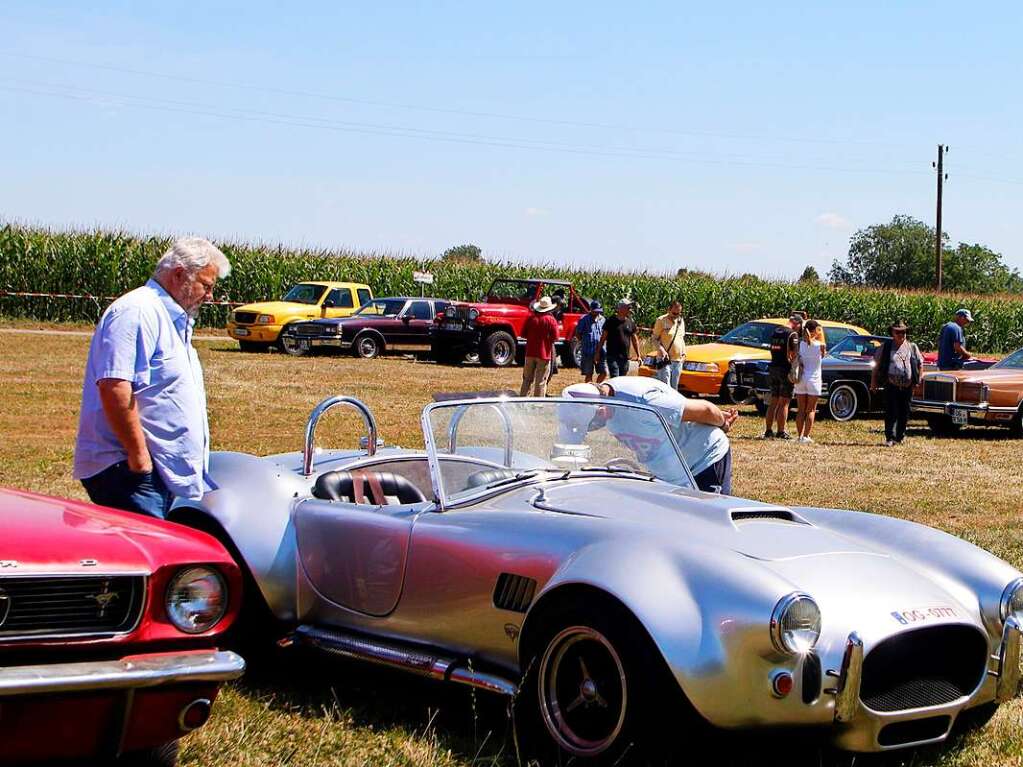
top-left (734, 334), bottom-right (995, 420)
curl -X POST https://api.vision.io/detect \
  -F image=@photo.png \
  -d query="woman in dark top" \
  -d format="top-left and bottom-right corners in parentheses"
top-left (871, 320), bottom-right (923, 447)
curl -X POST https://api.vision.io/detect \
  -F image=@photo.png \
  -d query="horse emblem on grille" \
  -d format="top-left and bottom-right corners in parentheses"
top-left (0, 587), bottom-right (10, 627)
top-left (86, 580), bottom-right (119, 618)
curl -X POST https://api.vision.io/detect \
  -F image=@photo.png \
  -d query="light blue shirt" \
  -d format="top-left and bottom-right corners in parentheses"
top-left (604, 376), bottom-right (730, 478)
top-left (73, 280), bottom-right (210, 499)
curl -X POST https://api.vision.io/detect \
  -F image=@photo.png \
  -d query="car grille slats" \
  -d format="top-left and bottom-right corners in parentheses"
top-left (0, 575), bottom-right (144, 639)
top-left (296, 324), bottom-right (325, 336)
top-left (233, 311), bottom-right (259, 324)
top-left (860, 625), bottom-right (988, 713)
top-left (923, 379), bottom-right (955, 402)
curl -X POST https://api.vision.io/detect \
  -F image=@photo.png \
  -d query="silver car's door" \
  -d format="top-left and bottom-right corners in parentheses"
top-left (293, 498), bottom-right (418, 616)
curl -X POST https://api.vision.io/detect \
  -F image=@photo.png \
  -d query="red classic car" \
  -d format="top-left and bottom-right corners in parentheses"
top-left (0, 487), bottom-right (245, 766)
top-left (429, 278), bottom-right (591, 367)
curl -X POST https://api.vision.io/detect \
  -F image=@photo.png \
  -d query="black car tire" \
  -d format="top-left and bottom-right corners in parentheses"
top-left (113, 741), bottom-right (178, 767)
top-left (926, 414), bottom-right (962, 437)
top-left (482, 330), bottom-right (516, 367)
top-left (827, 384), bottom-right (860, 421)
top-left (354, 333), bottom-right (382, 360)
top-left (1010, 406), bottom-right (1023, 438)
top-left (718, 369), bottom-right (742, 404)
top-left (280, 332), bottom-right (311, 357)
top-left (238, 340), bottom-right (271, 353)
top-left (517, 599), bottom-right (689, 765)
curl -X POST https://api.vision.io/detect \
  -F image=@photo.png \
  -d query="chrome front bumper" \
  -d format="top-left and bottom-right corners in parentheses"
top-left (0, 650), bottom-right (245, 697)
top-left (829, 620), bottom-right (1021, 752)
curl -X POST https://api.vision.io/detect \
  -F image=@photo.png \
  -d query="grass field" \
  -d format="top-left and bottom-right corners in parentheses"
top-left (3, 327), bottom-right (1023, 766)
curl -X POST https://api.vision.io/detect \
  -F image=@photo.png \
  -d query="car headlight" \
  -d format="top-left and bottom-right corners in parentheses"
top-left (771, 593), bottom-right (821, 654)
top-left (322, 324), bottom-right (338, 335)
top-left (467, 308), bottom-right (480, 322)
top-left (166, 566), bottom-right (228, 634)
top-left (257, 314), bottom-right (274, 324)
top-left (444, 306), bottom-right (458, 319)
top-left (683, 361), bottom-right (720, 373)
top-left (1001, 578), bottom-right (1023, 623)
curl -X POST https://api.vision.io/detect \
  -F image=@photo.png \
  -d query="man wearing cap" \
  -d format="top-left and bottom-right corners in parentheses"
top-left (937, 309), bottom-right (974, 371)
top-left (519, 295), bottom-right (560, 397)
top-left (574, 300), bottom-right (607, 384)
top-left (651, 300), bottom-right (686, 390)
top-left (763, 314), bottom-right (802, 439)
top-left (596, 300), bottom-right (640, 378)
top-left (871, 320), bottom-right (924, 446)
top-left (563, 378), bottom-right (739, 493)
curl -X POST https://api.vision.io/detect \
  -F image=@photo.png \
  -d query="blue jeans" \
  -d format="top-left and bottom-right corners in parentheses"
top-left (81, 461), bottom-right (173, 519)
top-left (654, 360), bottom-right (683, 390)
top-left (692, 448), bottom-right (732, 495)
top-left (606, 353), bottom-right (630, 378)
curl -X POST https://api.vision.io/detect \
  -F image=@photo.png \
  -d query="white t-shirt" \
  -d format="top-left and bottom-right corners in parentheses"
top-left (604, 377), bottom-right (729, 477)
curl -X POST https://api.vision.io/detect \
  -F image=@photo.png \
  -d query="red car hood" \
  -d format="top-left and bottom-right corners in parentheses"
top-left (0, 487), bottom-right (232, 575)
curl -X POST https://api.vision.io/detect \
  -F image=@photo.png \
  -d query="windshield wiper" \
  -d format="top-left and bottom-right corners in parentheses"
top-left (575, 466), bottom-right (656, 480)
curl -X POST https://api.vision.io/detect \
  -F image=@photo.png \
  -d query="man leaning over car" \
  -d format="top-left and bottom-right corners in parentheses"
top-left (73, 237), bottom-right (231, 518)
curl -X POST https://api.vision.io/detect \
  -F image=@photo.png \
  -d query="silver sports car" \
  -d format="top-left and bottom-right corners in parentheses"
top-left (170, 394), bottom-right (1023, 762)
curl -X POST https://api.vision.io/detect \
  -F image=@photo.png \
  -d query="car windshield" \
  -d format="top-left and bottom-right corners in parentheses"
top-left (486, 279), bottom-right (540, 305)
top-left (993, 348), bottom-right (1023, 369)
top-left (828, 335), bottom-right (885, 359)
top-left (355, 299), bottom-right (406, 317)
top-left (425, 398), bottom-right (694, 505)
top-left (717, 321), bottom-right (779, 349)
top-left (282, 284), bottom-right (328, 305)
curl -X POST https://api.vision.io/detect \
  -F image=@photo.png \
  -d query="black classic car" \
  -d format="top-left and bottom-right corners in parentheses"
top-left (280, 297), bottom-right (450, 358)
top-left (734, 334), bottom-right (995, 420)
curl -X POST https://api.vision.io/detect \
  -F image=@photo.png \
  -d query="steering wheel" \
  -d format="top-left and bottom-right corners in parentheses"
top-left (604, 457), bottom-right (646, 473)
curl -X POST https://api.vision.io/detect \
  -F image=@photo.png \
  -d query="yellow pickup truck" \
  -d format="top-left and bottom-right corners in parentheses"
top-left (228, 281), bottom-right (373, 351)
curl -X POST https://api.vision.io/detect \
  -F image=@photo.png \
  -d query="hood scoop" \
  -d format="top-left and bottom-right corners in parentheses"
top-left (730, 508), bottom-right (804, 524)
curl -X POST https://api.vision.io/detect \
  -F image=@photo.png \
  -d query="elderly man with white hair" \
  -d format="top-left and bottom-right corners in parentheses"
top-left (73, 237), bottom-right (231, 518)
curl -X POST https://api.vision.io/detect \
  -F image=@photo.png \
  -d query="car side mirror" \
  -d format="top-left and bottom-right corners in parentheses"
top-left (402, 315), bottom-right (411, 323)
top-left (322, 299), bottom-right (336, 308)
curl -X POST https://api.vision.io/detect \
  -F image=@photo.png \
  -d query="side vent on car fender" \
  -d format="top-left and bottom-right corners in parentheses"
top-left (730, 509), bottom-right (800, 523)
top-left (493, 573), bottom-right (537, 613)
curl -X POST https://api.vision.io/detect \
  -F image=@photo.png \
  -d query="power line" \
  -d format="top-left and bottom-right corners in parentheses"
top-left (0, 49), bottom-right (938, 151)
top-left (0, 79), bottom-right (936, 178)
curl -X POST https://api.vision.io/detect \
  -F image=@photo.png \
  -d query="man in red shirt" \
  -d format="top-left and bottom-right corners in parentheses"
top-left (519, 295), bottom-right (560, 396)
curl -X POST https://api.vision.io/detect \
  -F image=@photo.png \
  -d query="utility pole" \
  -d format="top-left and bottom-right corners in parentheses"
top-left (933, 144), bottom-right (948, 291)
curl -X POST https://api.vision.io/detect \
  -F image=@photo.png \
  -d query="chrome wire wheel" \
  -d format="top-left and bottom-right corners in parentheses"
top-left (828, 384), bottom-right (858, 421)
top-left (491, 337), bottom-right (513, 365)
top-left (355, 335), bottom-right (380, 359)
top-left (538, 625), bottom-right (628, 757)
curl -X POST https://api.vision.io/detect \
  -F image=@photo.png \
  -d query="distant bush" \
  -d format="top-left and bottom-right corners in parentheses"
top-left (3, 222), bottom-right (1023, 352)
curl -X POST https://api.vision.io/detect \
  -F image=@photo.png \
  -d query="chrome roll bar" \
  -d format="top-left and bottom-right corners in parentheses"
top-left (303, 396), bottom-right (379, 476)
top-left (446, 402), bottom-right (514, 467)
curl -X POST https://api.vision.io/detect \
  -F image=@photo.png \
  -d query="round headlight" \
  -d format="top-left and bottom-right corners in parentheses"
top-left (166, 567), bottom-right (228, 634)
top-left (257, 314), bottom-right (274, 324)
top-left (467, 308), bottom-right (480, 322)
top-left (1001, 578), bottom-right (1023, 623)
top-left (771, 593), bottom-right (821, 654)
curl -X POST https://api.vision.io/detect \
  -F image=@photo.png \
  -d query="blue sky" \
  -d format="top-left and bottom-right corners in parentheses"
top-left (1, 2), bottom-right (1021, 278)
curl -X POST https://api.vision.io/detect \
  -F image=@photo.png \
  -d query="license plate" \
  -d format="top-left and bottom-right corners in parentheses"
top-left (234, 328), bottom-right (249, 337)
top-left (951, 407), bottom-right (968, 425)
top-left (891, 606), bottom-right (957, 625)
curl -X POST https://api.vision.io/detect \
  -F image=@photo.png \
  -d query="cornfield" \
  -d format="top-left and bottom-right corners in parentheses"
top-left (3, 222), bottom-right (1023, 352)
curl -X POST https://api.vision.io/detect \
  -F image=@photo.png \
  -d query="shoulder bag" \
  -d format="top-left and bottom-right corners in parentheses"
top-left (787, 338), bottom-right (804, 384)
top-left (654, 318), bottom-right (681, 370)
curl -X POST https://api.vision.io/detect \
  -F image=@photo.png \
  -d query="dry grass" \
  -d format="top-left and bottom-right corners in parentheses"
top-left (3, 327), bottom-right (1023, 766)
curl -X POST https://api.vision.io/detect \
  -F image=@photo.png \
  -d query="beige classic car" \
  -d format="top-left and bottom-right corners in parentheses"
top-left (913, 347), bottom-right (1023, 435)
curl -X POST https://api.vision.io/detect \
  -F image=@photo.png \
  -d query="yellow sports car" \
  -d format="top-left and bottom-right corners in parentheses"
top-left (641, 317), bottom-right (870, 402)
top-left (228, 281), bottom-right (373, 351)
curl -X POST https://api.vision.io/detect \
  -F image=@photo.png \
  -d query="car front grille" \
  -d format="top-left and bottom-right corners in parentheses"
top-left (233, 311), bottom-right (259, 324)
top-left (0, 575), bottom-right (145, 640)
top-left (860, 625), bottom-right (988, 712)
top-left (295, 324), bottom-right (326, 336)
top-left (923, 379), bottom-right (955, 403)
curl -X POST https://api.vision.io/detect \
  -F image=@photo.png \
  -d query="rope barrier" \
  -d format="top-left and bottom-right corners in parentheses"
top-left (0, 290), bottom-right (245, 307)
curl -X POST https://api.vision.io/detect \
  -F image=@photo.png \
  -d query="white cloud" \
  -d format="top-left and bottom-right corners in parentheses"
top-left (816, 212), bottom-right (852, 230)
top-left (524, 207), bottom-right (549, 218)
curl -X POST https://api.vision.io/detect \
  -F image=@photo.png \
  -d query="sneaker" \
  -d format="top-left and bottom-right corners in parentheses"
top-left (883, 440), bottom-right (895, 447)
top-left (777, 432), bottom-right (793, 440)
top-left (762, 430), bottom-right (775, 439)
top-left (796, 435), bottom-right (813, 444)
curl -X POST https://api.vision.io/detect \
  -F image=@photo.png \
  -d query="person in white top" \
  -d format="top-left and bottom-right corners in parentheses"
top-left (793, 319), bottom-right (826, 443)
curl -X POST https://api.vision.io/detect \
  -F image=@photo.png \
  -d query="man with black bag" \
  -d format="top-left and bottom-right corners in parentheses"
top-left (652, 300), bottom-right (685, 390)
top-left (871, 320), bottom-right (923, 447)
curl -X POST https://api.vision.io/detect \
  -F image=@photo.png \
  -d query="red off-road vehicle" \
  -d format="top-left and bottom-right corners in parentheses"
top-left (430, 278), bottom-right (590, 367)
